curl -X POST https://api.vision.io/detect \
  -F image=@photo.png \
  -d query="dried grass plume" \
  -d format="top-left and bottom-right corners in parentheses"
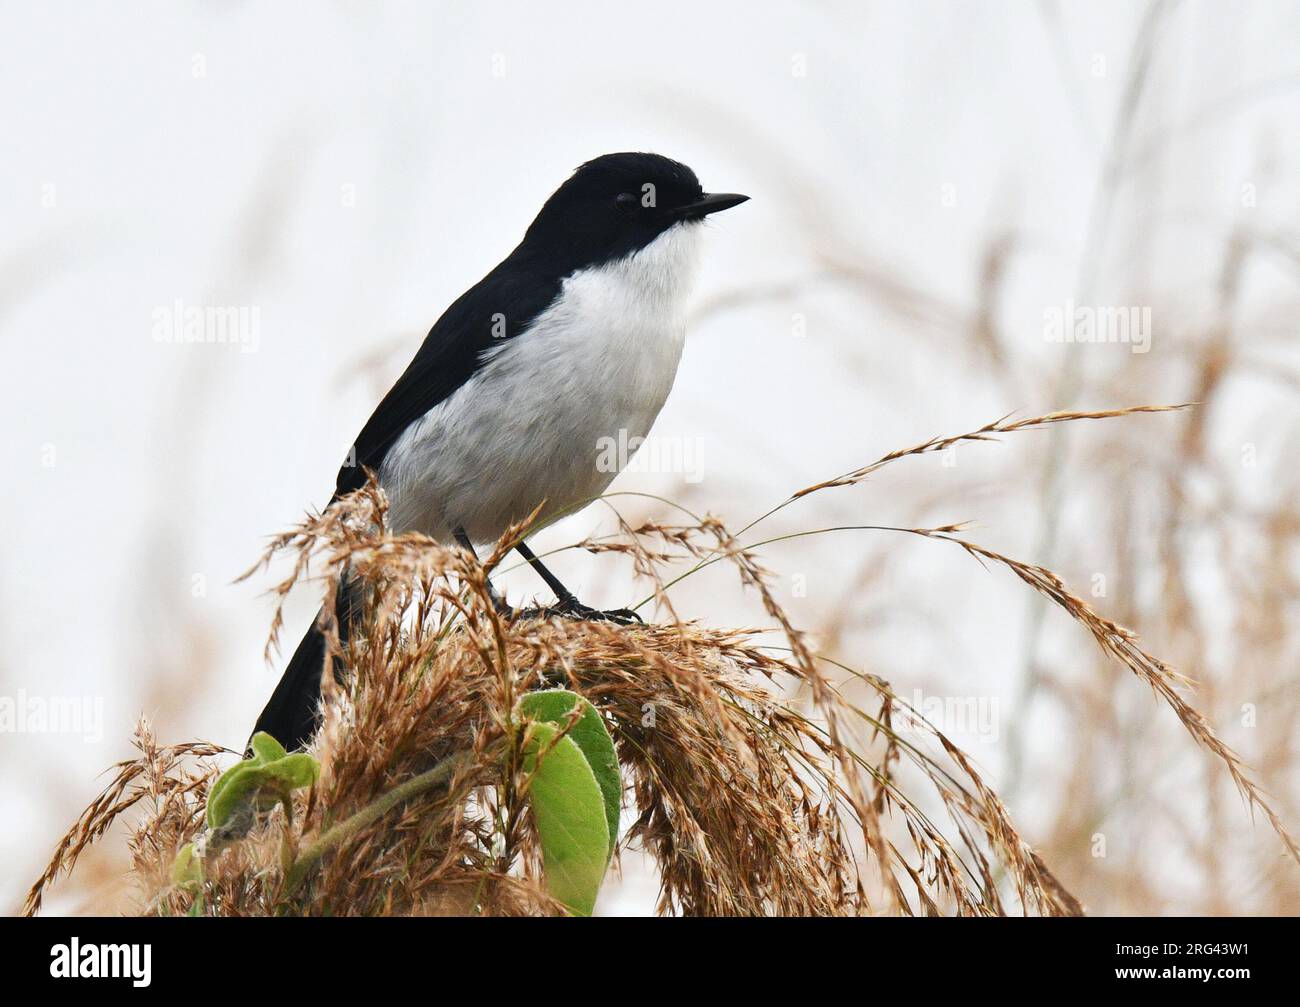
top-left (24, 405), bottom-right (1294, 916)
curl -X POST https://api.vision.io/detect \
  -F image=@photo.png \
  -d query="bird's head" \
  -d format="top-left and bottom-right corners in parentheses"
top-left (519, 152), bottom-right (748, 273)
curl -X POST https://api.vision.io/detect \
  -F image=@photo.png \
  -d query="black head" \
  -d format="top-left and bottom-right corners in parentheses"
top-left (516, 152), bottom-right (748, 274)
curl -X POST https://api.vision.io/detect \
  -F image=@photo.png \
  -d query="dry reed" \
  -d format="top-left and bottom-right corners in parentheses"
top-left (23, 406), bottom-right (1294, 916)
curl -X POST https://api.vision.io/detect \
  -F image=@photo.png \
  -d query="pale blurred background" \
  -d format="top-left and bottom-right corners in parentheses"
top-left (4, 1), bottom-right (1299, 915)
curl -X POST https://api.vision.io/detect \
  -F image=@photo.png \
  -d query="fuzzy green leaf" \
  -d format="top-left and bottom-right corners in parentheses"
top-left (205, 741), bottom-right (320, 834)
top-left (206, 762), bottom-right (266, 831)
top-left (170, 842), bottom-right (203, 889)
top-left (261, 753), bottom-right (320, 791)
top-left (205, 756), bottom-right (242, 815)
top-left (207, 732), bottom-right (280, 816)
top-left (250, 732), bottom-right (288, 764)
top-left (522, 722), bottom-right (610, 917)
top-left (518, 689), bottom-right (621, 859)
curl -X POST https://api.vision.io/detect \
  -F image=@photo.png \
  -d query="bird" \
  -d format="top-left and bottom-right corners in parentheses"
top-left (251, 152), bottom-right (749, 751)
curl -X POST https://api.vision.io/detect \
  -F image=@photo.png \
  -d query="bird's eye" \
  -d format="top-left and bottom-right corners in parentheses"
top-left (614, 192), bottom-right (638, 213)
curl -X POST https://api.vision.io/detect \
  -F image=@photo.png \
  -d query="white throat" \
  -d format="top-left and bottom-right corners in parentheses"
top-left (487, 220), bottom-right (703, 365)
top-left (590, 219), bottom-right (704, 313)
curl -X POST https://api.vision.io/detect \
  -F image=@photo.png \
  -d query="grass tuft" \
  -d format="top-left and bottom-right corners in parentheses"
top-left (24, 405), bottom-right (1292, 916)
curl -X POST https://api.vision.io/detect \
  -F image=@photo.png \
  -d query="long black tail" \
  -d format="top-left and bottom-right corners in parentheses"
top-left (250, 580), bottom-right (359, 752)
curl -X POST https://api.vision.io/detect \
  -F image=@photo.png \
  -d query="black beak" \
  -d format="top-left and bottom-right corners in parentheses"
top-left (673, 192), bottom-right (750, 221)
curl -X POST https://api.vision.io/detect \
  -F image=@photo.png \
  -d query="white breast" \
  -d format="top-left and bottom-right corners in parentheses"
top-left (380, 221), bottom-right (703, 543)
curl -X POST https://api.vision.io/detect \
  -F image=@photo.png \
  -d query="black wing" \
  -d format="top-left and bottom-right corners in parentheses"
top-left (333, 256), bottom-right (562, 500)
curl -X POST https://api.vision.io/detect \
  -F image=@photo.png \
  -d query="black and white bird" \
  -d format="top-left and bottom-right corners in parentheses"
top-left (252, 152), bottom-right (748, 750)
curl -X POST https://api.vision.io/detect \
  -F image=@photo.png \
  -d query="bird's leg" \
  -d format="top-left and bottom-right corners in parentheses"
top-left (454, 527), bottom-right (513, 616)
top-left (513, 541), bottom-right (642, 625)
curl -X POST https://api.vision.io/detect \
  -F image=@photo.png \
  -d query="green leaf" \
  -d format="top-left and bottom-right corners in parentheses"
top-left (205, 737), bottom-right (320, 835)
top-left (522, 722), bottom-right (610, 917)
top-left (205, 757), bottom-right (241, 816)
top-left (261, 753), bottom-right (320, 791)
top-left (207, 732), bottom-right (279, 818)
top-left (518, 689), bottom-right (621, 860)
top-left (170, 842), bottom-right (203, 889)
top-left (250, 732), bottom-right (288, 763)
top-left (206, 762), bottom-right (266, 831)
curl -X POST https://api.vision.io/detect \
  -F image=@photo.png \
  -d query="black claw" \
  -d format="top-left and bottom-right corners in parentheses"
top-left (597, 607), bottom-right (644, 625)
top-left (552, 598), bottom-right (644, 625)
top-left (500, 596), bottom-right (645, 626)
